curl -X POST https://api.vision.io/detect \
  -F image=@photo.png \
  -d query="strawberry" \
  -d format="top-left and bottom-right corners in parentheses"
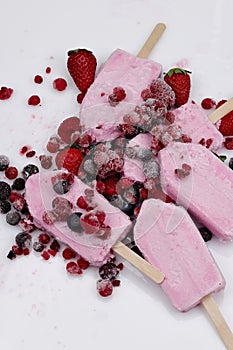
top-left (67, 49), bottom-right (97, 93)
top-left (164, 68), bottom-right (191, 107)
top-left (55, 147), bottom-right (84, 175)
top-left (218, 111), bottom-right (233, 136)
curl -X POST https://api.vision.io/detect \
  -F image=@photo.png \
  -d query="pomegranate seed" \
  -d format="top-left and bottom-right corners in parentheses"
top-left (20, 146), bottom-right (29, 155)
top-left (53, 78), bottom-right (67, 91)
top-left (28, 95), bottom-right (40, 106)
top-left (201, 98), bottom-right (216, 110)
top-left (77, 257), bottom-right (90, 270)
top-left (62, 247), bottom-right (77, 260)
top-left (5, 166), bottom-right (18, 179)
top-left (66, 261), bottom-right (82, 275)
top-left (34, 75), bottom-right (43, 84)
top-left (41, 250), bottom-right (50, 260)
top-left (46, 66), bottom-right (51, 74)
top-left (38, 233), bottom-right (51, 244)
top-left (97, 279), bottom-right (113, 297)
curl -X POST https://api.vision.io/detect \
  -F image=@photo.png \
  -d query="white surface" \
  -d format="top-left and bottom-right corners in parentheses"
top-left (1, 1), bottom-right (233, 349)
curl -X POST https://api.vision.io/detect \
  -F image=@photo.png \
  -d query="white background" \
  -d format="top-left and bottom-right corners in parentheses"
top-left (1, 0), bottom-right (233, 349)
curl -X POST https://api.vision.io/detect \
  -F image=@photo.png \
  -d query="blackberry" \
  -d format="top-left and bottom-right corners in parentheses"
top-left (53, 180), bottom-right (70, 195)
top-left (229, 157), bottom-right (233, 170)
top-left (33, 241), bottom-right (44, 252)
top-left (0, 200), bottom-right (11, 214)
top-left (67, 212), bottom-right (83, 232)
top-left (15, 232), bottom-right (32, 247)
top-left (0, 155), bottom-right (9, 171)
top-left (0, 181), bottom-right (11, 200)
top-left (199, 227), bottom-right (213, 242)
top-left (6, 211), bottom-right (21, 225)
top-left (99, 262), bottom-right (119, 280)
top-left (12, 178), bottom-right (25, 191)
top-left (22, 164), bottom-right (39, 179)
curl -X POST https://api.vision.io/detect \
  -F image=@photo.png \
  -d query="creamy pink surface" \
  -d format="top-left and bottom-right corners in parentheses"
top-left (80, 49), bottom-right (162, 142)
top-left (173, 102), bottom-right (223, 150)
top-left (134, 199), bottom-right (225, 312)
top-left (25, 171), bottom-right (132, 265)
top-left (158, 142), bottom-right (233, 241)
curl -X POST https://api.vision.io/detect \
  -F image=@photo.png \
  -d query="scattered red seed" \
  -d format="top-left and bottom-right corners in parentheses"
top-left (5, 166), bottom-right (18, 180)
top-left (46, 136), bottom-right (61, 153)
top-left (39, 155), bottom-right (53, 169)
top-left (97, 279), bottom-right (113, 297)
top-left (62, 247), bottom-right (77, 260)
top-left (34, 75), bottom-right (43, 84)
top-left (38, 233), bottom-right (51, 244)
top-left (19, 219), bottom-right (35, 233)
top-left (0, 86), bottom-right (13, 100)
top-left (53, 78), bottom-right (67, 91)
top-left (201, 98), bottom-right (216, 110)
top-left (46, 66), bottom-right (51, 74)
top-left (66, 261), bottom-right (83, 275)
top-left (28, 95), bottom-right (41, 106)
top-left (112, 280), bottom-right (121, 287)
top-left (77, 257), bottom-right (90, 270)
top-left (41, 250), bottom-right (50, 260)
top-left (26, 150), bottom-right (36, 158)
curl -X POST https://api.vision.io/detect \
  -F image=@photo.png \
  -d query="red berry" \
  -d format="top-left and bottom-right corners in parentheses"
top-left (219, 111), bottom-right (233, 136)
top-left (76, 196), bottom-right (89, 210)
top-left (62, 247), bottom-right (77, 260)
top-left (34, 75), bottom-right (43, 84)
top-left (39, 155), bottom-right (53, 169)
top-left (5, 166), bottom-right (18, 180)
top-left (0, 86), bottom-right (13, 100)
top-left (201, 98), bottom-right (216, 110)
top-left (57, 116), bottom-right (81, 144)
top-left (164, 68), bottom-right (191, 107)
top-left (141, 88), bottom-right (152, 100)
top-left (97, 279), bottom-right (113, 297)
top-left (46, 136), bottom-right (61, 153)
top-left (28, 95), bottom-right (40, 106)
top-left (80, 212), bottom-right (100, 234)
top-left (26, 150), bottom-right (36, 158)
top-left (46, 66), bottom-right (51, 74)
top-left (38, 233), bottom-right (51, 244)
top-left (12, 245), bottom-right (23, 256)
top-left (66, 261), bottom-right (82, 275)
top-left (113, 87), bottom-right (126, 101)
top-left (23, 248), bottom-right (30, 256)
top-left (50, 239), bottom-right (60, 252)
top-left (55, 147), bottom-right (84, 175)
top-left (112, 280), bottom-right (121, 287)
top-left (41, 250), bottom-right (50, 260)
top-left (117, 263), bottom-right (124, 271)
top-left (77, 257), bottom-right (90, 270)
top-left (53, 78), bottom-right (67, 91)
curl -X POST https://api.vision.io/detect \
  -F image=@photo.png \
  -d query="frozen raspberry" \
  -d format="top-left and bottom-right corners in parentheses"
top-left (66, 261), bottom-right (82, 275)
top-left (0, 86), bottom-right (13, 100)
top-left (201, 98), bottom-right (216, 110)
top-left (5, 166), bottom-right (18, 179)
top-left (34, 75), bottom-right (43, 84)
top-left (33, 241), bottom-right (44, 252)
top-left (79, 133), bottom-right (92, 148)
top-left (53, 78), bottom-right (67, 91)
top-left (46, 136), bottom-right (61, 153)
top-left (143, 160), bottom-right (160, 178)
top-left (112, 280), bottom-right (121, 287)
top-left (42, 211), bottom-right (56, 225)
top-left (77, 257), bottom-right (90, 270)
top-left (57, 117), bottom-right (81, 144)
top-left (28, 95), bottom-right (41, 106)
top-left (118, 124), bottom-right (140, 139)
top-left (50, 239), bottom-right (60, 252)
top-left (39, 233), bottom-right (51, 244)
top-left (39, 155), bottom-right (53, 169)
top-left (80, 212), bottom-right (100, 234)
top-left (113, 87), bottom-right (126, 101)
top-left (149, 79), bottom-right (175, 108)
top-left (62, 247), bottom-right (77, 260)
top-left (141, 88), bottom-right (152, 100)
top-left (52, 197), bottom-right (73, 221)
top-left (41, 250), bottom-right (50, 260)
top-left (12, 194), bottom-right (26, 211)
top-left (76, 196), bottom-right (89, 210)
top-left (97, 279), bottom-right (113, 297)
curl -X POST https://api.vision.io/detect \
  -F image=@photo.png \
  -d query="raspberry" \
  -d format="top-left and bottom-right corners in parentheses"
top-left (39, 233), bottom-right (51, 244)
top-left (23, 248), bottom-right (30, 256)
top-left (141, 88), bottom-right (152, 100)
top-left (12, 245), bottom-right (23, 256)
top-left (42, 211), bottom-right (56, 225)
top-left (113, 87), bottom-right (126, 101)
top-left (52, 197), bottom-right (73, 221)
top-left (19, 219), bottom-right (35, 233)
top-left (46, 136), bottom-right (61, 153)
top-left (80, 212), bottom-right (100, 234)
top-left (39, 155), bottom-right (53, 169)
top-left (117, 263), bottom-right (124, 271)
top-left (62, 247), bottom-right (77, 260)
top-left (149, 79), bottom-right (175, 108)
top-left (112, 280), bottom-right (121, 287)
top-left (97, 279), bottom-right (113, 297)
top-left (79, 133), bottom-right (92, 148)
top-left (53, 78), bottom-right (67, 91)
top-left (28, 95), bottom-right (41, 106)
top-left (12, 194), bottom-right (26, 211)
top-left (5, 166), bottom-right (18, 179)
top-left (57, 116), bottom-right (81, 144)
top-left (66, 261), bottom-right (82, 275)
top-left (201, 98), bottom-right (216, 110)
top-left (34, 75), bottom-right (43, 84)
top-left (76, 196), bottom-right (89, 210)
top-left (0, 86), bottom-right (13, 100)
top-left (77, 257), bottom-right (90, 270)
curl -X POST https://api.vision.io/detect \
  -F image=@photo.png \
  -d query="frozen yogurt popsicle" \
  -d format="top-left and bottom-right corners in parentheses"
top-left (80, 49), bottom-right (162, 142)
top-left (25, 170), bottom-right (132, 265)
top-left (134, 198), bottom-right (225, 311)
top-left (158, 142), bottom-right (233, 241)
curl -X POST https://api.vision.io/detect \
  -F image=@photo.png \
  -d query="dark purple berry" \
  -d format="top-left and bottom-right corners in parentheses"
top-left (53, 180), bottom-right (70, 195)
top-left (33, 241), bottom-right (44, 252)
top-left (229, 157), bottom-right (233, 170)
top-left (199, 227), bottom-right (213, 242)
top-left (12, 178), bottom-right (25, 191)
top-left (99, 262), bottom-right (119, 280)
top-left (7, 250), bottom-right (16, 260)
top-left (15, 232), bottom-right (32, 247)
top-left (0, 200), bottom-right (11, 213)
top-left (67, 212), bottom-right (83, 232)
top-left (0, 155), bottom-right (9, 171)
top-left (50, 239), bottom-right (60, 252)
top-left (0, 181), bottom-right (11, 200)
top-left (6, 211), bottom-right (21, 225)
top-left (22, 164), bottom-right (39, 179)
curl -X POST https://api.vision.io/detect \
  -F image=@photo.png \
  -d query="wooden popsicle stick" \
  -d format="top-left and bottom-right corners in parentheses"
top-left (111, 23), bottom-right (167, 284)
top-left (112, 241), bottom-right (164, 284)
top-left (137, 23), bottom-right (166, 58)
top-left (202, 295), bottom-right (233, 350)
top-left (208, 97), bottom-right (233, 124)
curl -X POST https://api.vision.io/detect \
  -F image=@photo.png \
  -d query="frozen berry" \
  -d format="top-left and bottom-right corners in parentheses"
top-left (53, 179), bottom-right (70, 195)
top-left (67, 212), bottom-right (83, 232)
top-left (12, 245), bottom-right (23, 256)
top-left (46, 136), bottom-right (61, 153)
top-left (199, 227), bottom-right (212, 242)
top-left (201, 98), bottom-right (216, 110)
top-left (50, 239), bottom-right (60, 252)
top-left (34, 75), bottom-right (43, 84)
top-left (22, 164), bottom-right (39, 179)
top-left (97, 279), bottom-right (113, 297)
top-left (0, 181), bottom-right (11, 200)
top-left (42, 210), bottom-right (56, 225)
top-left (66, 261), bottom-right (82, 275)
top-left (26, 150), bottom-right (36, 158)
top-left (39, 155), bottom-right (52, 169)
top-left (53, 78), bottom-right (67, 91)
top-left (99, 262), bottom-right (119, 280)
top-left (33, 241), bottom-right (44, 252)
top-left (38, 233), bottom-right (51, 244)
top-left (0, 200), bottom-right (11, 213)
top-left (12, 178), bottom-right (25, 191)
top-left (5, 166), bottom-right (18, 179)
top-left (15, 232), bottom-right (31, 248)
top-left (41, 250), bottom-right (50, 260)
top-left (28, 95), bottom-right (41, 106)
top-left (77, 257), bottom-right (90, 270)
top-left (62, 247), bottom-right (77, 260)
top-left (0, 155), bottom-right (9, 170)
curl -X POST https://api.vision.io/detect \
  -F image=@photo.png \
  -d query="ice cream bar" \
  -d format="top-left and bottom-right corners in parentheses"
top-left (158, 142), bottom-right (233, 241)
top-left (134, 198), bottom-right (225, 311)
top-left (25, 170), bottom-right (132, 265)
top-left (80, 49), bottom-right (162, 142)
top-left (173, 102), bottom-right (223, 150)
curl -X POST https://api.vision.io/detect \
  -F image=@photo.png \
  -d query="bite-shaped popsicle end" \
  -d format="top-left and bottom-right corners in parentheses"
top-left (134, 199), bottom-right (225, 312)
top-left (25, 171), bottom-right (132, 266)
